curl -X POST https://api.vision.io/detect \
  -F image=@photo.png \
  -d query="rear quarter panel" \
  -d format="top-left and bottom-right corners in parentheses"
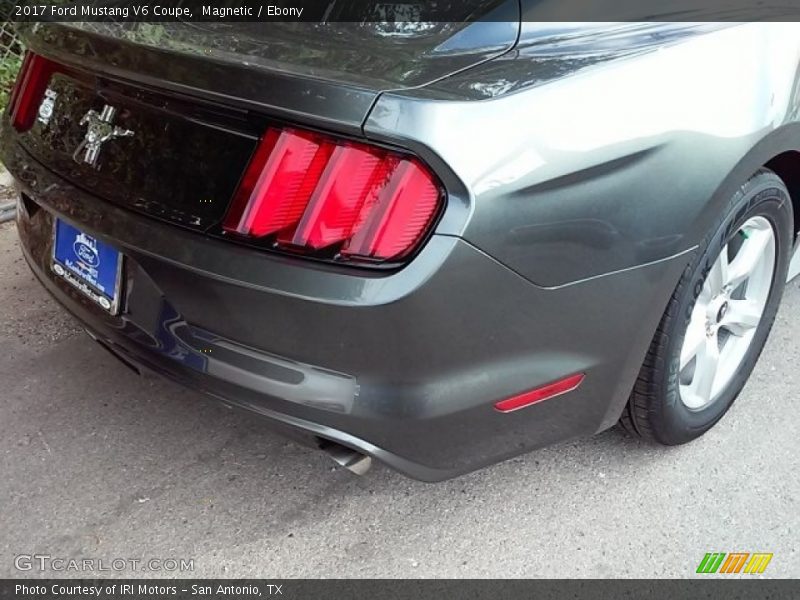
top-left (365, 23), bottom-right (800, 287)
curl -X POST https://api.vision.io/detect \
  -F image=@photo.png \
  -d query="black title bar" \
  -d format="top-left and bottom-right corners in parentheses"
top-left (5, 0), bottom-right (800, 22)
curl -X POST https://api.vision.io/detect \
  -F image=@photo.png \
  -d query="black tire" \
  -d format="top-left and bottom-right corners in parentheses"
top-left (621, 169), bottom-right (794, 444)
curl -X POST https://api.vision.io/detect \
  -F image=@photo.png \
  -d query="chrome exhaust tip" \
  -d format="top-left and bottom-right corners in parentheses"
top-left (320, 441), bottom-right (372, 476)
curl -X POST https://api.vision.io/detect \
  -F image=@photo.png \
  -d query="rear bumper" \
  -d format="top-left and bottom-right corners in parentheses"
top-left (4, 139), bottom-right (690, 480)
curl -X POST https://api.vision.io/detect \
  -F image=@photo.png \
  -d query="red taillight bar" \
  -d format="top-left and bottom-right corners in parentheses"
top-left (8, 51), bottom-right (61, 132)
top-left (223, 129), bottom-right (334, 237)
top-left (342, 159), bottom-right (441, 259)
top-left (289, 144), bottom-right (384, 249)
top-left (224, 127), bottom-right (442, 263)
top-left (6, 51), bottom-right (33, 120)
top-left (494, 373), bottom-right (585, 413)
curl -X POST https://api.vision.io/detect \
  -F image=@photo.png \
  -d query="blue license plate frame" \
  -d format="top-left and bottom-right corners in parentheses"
top-left (52, 219), bottom-right (123, 314)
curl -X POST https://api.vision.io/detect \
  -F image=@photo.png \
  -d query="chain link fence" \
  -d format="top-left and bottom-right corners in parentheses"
top-left (0, 7), bottom-right (24, 61)
top-left (1, 27), bottom-right (23, 62)
top-left (1, 10), bottom-right (24, 113)
top-left (0, 8), bottom-right (22, 217)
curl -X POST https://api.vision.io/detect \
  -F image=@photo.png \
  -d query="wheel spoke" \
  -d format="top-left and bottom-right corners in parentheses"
top-left (721, 299), bottom-right (762, 336)
top-left (706, 246), bottom-right (729, 296)
top-left (726, 229), bottom-right (771, 289)
top-left (680, 309), bottom-right (707, 370)
top-left (688, 334), bottom-right (720, 406)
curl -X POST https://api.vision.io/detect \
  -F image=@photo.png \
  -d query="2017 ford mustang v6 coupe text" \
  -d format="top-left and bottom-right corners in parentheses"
top-left (3, 15), bottom-right (800, 480)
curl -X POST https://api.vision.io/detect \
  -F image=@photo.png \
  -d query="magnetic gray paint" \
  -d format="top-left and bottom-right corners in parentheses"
top-left (366, 23), bottom-right (800, 286)
top-left (6, 147), bottom-right (685, 479)
top-left (3, 22), bottom-right (800, 479)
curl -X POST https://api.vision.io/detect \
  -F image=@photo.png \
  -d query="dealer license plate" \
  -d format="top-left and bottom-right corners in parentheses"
top-left (52, 219), bottom-right (123, 314)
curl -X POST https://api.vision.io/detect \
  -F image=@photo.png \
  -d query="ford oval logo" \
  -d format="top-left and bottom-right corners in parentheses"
top-left (74, 239), bottom-right (100, 268)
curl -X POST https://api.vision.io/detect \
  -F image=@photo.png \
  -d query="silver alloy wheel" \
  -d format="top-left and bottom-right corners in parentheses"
top-left (678, 216), bottom-right (776, 410)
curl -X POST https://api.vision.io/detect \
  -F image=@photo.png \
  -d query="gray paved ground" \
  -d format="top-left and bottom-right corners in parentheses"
top-left (0, 217), bottom-right (798, 579)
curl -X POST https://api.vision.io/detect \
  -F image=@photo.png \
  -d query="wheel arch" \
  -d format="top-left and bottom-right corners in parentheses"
top-left (690, 123), bottom-right (800, 261)
top-left (765, 150), bottom-right (800, 241)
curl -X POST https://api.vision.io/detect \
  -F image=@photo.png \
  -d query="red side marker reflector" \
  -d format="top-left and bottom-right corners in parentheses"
top-left (494, 373), bottom-right (585, 413)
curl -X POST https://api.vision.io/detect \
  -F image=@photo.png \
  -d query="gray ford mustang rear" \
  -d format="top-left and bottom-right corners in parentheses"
top-left (2, 13), bottom-right (800, 480)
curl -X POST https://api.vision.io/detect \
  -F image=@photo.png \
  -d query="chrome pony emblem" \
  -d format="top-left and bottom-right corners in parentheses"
top-left (73, 105), bottom-right (134, 168)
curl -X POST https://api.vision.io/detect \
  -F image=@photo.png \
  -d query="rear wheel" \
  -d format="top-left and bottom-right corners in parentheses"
top-left (621, 169), bottom-right (793, 444)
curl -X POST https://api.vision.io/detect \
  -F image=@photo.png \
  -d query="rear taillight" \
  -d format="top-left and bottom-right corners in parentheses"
top-left (8, 52), bottom-right (60, 132)
top-left (223, 127), bottom-right (443, 263)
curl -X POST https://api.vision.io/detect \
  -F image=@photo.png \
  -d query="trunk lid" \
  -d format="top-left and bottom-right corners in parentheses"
top-left (16, 66), bottom-right (258, 231)
top-left (14, 8), bottom-right (518, 231)
top-left (22, 4), bottom-right (518, 129)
